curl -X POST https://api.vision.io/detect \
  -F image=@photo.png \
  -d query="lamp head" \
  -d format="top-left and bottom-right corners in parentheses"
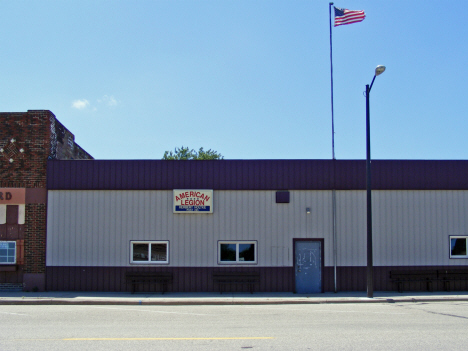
top-left (375, 65), bottom-right (386, 76)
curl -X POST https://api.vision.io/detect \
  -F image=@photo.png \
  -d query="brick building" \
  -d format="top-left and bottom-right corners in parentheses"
top-left (0, 110), bottom-right (92, 291)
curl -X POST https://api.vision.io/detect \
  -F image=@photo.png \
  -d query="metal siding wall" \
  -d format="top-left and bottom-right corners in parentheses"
top-left (292, 191), bottom-right (334, 265)
top-left (47, 189), bottom-right (468, 269)
top-left (48, 159), bottom-right (468, 191)
top-left (335, 191), bottom-right (366, 266)
top-left (334, 190), bottom-right (468, 267)
top-left (47, 190), bottom-right (335, 268)
top-left (46, 266), bottom-right (295, 292)
top-left (373, 190), bottom-right (468, 266)
top-left (46, 192), bottom-right (57, 265)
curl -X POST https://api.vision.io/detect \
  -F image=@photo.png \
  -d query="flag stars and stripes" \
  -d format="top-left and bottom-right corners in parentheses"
top-left (334, 7), bottom-right (366, 27)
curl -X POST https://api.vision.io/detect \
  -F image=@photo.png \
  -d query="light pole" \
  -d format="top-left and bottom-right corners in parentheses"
top-left (366, 65), bottom-right (386, 298)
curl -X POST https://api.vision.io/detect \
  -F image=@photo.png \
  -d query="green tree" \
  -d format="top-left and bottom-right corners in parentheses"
top-left (162, 146), bottom-right (224, 160)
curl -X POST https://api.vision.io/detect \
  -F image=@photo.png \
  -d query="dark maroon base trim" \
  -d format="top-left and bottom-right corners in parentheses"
top-left (334, 266), bottom-right (468, 292)
top-left (46, 266), bottom-right (295, 292)
top-left (23, 273), bottom-right (45, 292)
top-left (45, 266), bottom-right (468, 293)
top-left (0, 266), bottom-right (23, 284)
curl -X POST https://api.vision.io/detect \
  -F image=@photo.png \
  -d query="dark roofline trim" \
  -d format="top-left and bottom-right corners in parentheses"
top-left (46, 159), bottom-right (468, 191)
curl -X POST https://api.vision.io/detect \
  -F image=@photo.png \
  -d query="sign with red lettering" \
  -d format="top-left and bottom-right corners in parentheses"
top-left (0, 188), bottom-right (26, 204)
top-left (173, 190), bottom-right (213, 213)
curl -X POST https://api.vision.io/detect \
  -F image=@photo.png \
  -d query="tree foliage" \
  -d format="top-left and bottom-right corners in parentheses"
top-left (162, 146), bottom-right (224, 160)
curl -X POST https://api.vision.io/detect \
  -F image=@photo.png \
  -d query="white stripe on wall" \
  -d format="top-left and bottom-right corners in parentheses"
top-left (0, 205), bottom-right (6, 224)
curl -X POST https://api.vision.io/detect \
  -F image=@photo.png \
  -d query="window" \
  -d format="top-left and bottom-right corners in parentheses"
top-left (0, 241), bottom-right (16, 264)
top-left (130, 241), bottom-right (169, 264)
top-left (218, 241), bottom-right (257, 264)
top-left (0, 205), bottom-right (25, 225)
top-left (450, 236), bottom-right (468, 258)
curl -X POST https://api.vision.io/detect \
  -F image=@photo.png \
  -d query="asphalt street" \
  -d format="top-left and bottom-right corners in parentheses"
top-left (1, 301), bottom-right (468, 350)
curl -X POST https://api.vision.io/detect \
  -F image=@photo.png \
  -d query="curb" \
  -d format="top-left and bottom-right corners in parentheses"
top-left (1, 296), bottom-right (468, 306)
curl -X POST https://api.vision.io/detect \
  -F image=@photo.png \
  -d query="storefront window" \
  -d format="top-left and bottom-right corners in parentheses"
top-left (130, 241), bottom-right (169, 264)
top-left (218, 241), bottom-right (257, 264)
top-left (450, 236), bottom-right (468, 258)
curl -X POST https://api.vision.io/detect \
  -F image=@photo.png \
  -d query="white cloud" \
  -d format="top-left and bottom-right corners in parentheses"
top-left (71, 95), bottom-right (119, 111)
top-left (98, 95), bottom-right (119, 107)
top-left (72, 99), bottom-right (90, 110)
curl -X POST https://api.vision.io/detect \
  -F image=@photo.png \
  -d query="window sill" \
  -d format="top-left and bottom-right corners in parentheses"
top-left (130, 262), bottom-right (169, 265)
top-left (0, 265), bottom-right (17, 272)
top-left (218, 262), bottom-right (258, 265)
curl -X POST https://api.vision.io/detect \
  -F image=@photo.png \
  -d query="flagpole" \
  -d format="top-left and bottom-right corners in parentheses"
top-left (329, 2), bottom-right (335, 160)
top-left (329, 2), bottom-right (338, 294)
top-left (328, 3), bottom-right (366, 295)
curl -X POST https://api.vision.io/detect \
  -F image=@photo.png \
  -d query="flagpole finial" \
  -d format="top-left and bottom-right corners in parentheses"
top-left (329, 2), bottom-right (334, 5)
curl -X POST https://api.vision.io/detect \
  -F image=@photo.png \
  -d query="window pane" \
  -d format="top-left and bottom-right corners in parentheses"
top-left (220, 244), bottom-right (236, 261)
top-left (133, 243), bottom-right (149, 261)
top-left (0, 242), bottom-right (15, 264)
top-left (239, 244), bottom-right (255, 261)
top-left (151, 244), bottom-right (167, 262)
top-left (451, 238), bottom-right (467, 256)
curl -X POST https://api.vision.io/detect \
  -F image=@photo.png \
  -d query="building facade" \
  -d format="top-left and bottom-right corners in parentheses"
top-left (45, 160), bottom-right (468, 293)
top-left (0, 110), bottom-right (92, 291)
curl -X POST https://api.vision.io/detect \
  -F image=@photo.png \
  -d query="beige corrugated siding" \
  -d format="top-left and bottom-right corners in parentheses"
top-left (46, 190), bottom-right (468, 267)
top-left (47, 190), bottom-right (333, 267)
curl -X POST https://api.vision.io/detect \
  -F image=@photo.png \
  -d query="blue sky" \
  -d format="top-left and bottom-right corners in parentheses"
top-left (1, 1), bottom-right (466, 160)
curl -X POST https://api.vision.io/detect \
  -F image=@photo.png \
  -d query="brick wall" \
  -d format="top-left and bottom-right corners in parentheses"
top-left (24, 204), bottom-right (46, 274)
top-left (0, 110), bottom-right (92, 290)
top-left (52, 118), bottom-right (93, 160)
top-left (0, 110), bottom-right (52, 188)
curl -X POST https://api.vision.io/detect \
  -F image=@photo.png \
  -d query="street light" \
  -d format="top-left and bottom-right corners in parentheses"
top-left (366, 65), bottom-right (386, 298)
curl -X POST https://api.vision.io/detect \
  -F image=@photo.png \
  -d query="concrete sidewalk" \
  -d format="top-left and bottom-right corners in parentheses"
top-left (1, 291), bottom-right (468, 305)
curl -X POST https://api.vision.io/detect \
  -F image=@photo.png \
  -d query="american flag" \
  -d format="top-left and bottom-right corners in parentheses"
top-left (334, 7), bottom-right (365, 27)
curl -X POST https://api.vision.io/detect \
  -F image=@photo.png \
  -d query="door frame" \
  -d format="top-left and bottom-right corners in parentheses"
top-left (293, 238), bottom-right (324, 293)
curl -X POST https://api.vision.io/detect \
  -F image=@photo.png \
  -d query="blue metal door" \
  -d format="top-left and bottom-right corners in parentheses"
top-left (295, 240), bottom-right (322, 293)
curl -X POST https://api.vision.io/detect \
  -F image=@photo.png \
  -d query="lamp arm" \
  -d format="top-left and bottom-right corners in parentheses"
top-left (369, 75), bottom-right (376, 92)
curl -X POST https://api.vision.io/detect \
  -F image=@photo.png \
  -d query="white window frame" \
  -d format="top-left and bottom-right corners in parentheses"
top-left (130, 241), bottom-right (169, 264)
top-left (0, 241), bottom-right (16, 264)
top-left (449, 236), bottom-right (468, 259)
top-left (218, 241), bottom-right (257, 264)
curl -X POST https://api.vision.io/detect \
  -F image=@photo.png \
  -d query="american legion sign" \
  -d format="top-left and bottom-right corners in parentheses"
top-left (173, 189), bottom-right (213, 213)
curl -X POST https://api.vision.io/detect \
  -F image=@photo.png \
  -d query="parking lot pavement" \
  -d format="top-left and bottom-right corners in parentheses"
top-left (1, 291), bottom-right (468, 305)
